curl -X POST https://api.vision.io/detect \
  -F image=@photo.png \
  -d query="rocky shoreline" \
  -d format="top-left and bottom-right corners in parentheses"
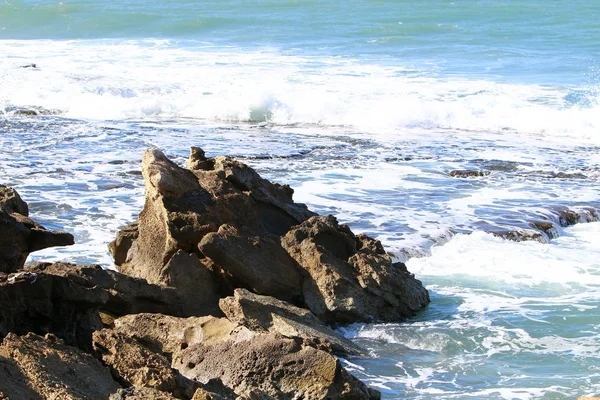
top-left (0, 147), bottom-right (430, 399)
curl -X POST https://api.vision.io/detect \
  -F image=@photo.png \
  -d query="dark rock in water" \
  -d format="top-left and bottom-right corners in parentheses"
top-left (5, 105), bottom-right (62, 116)
top-left (0, 262), bottom-right (190, 351)
top-left (0, 186), bottom-right (74, 273)
top-left (551, 172), bottom-right (587, 179)
top-left (559, 210), bottom-right (581, 226)
top-left (220, 288), bottom-right (365, 357)
top-left (104, 313), bottom-right (379, 399)
top-left (492, 229), bottom-right (546, 243)
top-left (20, 63), bottom-right (37, 69)
top-left (529, 220), bottom-right (559, 239)
top-left (281, 215), bottom-right (430, 324)
top-left (0, 332), bottom-right (120, 399)
top-left (449, 170), bottom-right (491, 178)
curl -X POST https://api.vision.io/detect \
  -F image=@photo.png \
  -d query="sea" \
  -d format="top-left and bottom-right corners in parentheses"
top-left (1, 1), bottom-right (599, 398)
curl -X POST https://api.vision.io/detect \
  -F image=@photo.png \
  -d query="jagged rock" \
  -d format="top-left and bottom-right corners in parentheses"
top-left (492, 229), bottom-right (546, 243)
top-left (0, 333), bottom-right (120, 399)
top-left (0, 262), bottom-right (187, 351)
top-left (199, 225), bottom-right (302, 302)
top-left (0, 185), bottom-right (29, 215)
top-left (109, 387), bottom-right (179, 400)
top-left (110, 148), bottom-right (314, 314)
top-left (0, 208), bottom-right (74, 273)
top-left (281, 215), bottom-right (430, 324)
top-left (176, 333), bottom-right (379, 400)
top-left (93, 329), bottom-right (197, 398)
top-left (219, 289), bottom-right (364, 356)
top-left (108, 313), bottom-right (379, 399)
top-left (559, 209), bottom-right (581, 226)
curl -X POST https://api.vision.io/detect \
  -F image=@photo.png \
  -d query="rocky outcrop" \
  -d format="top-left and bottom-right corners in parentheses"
top-left (0, 185), bottom-right (74, 273)
top-left (282, 215), bottom-right (430, 324)
top-left (199, 225), bottom-right (303, 302)
top-left (110, 148), bottom-right (429, 326)
top-left (0, 333), bottom-right (120, 399)
top-left (220, 289), bottom-right (363, 356)
top-left (100, 313), bottom-right (379, 400)
top-left (0, 262), bottom-right (188, 351)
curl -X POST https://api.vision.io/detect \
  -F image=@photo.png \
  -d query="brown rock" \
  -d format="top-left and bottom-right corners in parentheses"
top-left (219, 289), bottom-right (364, 356)
top-left (199, 225), bottom-right (302, 302)
top-left (93, 329), bottom-right (196, 398)
top-left (0, 185), bottom-right (29, 215)
top-left (281, 215), bottom-right (430, 324)
top-left (176, 334), bottom-right (379, 400)
top-left (449, 170), bottom-right (490, 178)
top-left (0, 209), bottom-right (74, 273)
top-left (109, 313), bottom-right (379, 399)
top-left (0, 262), bottom-right (186, 351)
top-left (0, 333), bottom-right (120, 399)
top-left (109, 387), bottom-right (179, 400)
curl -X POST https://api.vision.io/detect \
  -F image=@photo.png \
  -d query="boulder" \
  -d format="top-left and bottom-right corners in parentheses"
top-left (110, 148), bottom-right (314, 312)
top-left (0, 262), bottom-right (189, 351)
top-left (199, 225), bottom-right (302, 302)
top-left (281, 215), bottom-right (430, 324)
top-left (219, 289), bottom-right (364, 356)
top-left (0, 333), bottom-right (120, 399)
top-left (106, 313), bottom-right (379, 399)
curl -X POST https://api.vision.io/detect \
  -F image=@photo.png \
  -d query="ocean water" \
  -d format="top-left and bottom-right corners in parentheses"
top-left (1, 1), bottom-right (599, 398)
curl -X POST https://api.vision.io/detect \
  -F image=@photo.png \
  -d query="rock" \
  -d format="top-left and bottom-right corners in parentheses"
top-left (0, 262), bottom-right (187, 351)
top-left (0, 185), bottom-right (29, 215)
top-left (109, 387), bottom-right (179, 400)
top-left (559, 209), bottom-right (581, 226)
top-left (449, 170), bottom-right (490, 178)
top-left (0, 332), bottom-right (120, 399)
top-left (219, 289), bottom-right (364, 356)
top-left (93, 329), bottom-right (197, 398)
top-left (111, 148), bottom-right (314, 313)
top-left (529, 220), bottom-right (559, 239)
top-left (0, 209), bottom-right (74, 273)
top-left (199, 225), bottom-right (302, 302)
top-left (176, 334), bottom-right (379, 400)
top-left (281, 215), bottom-right (430, 324)
top-left (492, 229), bottom-right (546, 243)
top-left (108, 313), bottom-right (379, 399)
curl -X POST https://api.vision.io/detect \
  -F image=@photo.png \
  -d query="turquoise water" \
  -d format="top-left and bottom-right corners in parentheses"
top-left (1, 1), bottom-right (600, 398)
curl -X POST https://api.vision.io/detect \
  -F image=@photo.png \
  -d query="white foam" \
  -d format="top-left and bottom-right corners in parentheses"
top-left (2, 39), bottom-right (600, 144)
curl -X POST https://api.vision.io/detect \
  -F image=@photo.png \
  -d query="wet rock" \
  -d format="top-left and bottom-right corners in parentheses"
top-left (449, 170), bottom-right (490, 178)
top-left (199, 225), bottom-right (303, 302)
top-left (559, 209), bottom-right (581, 226)
top-left (281, 215), bottom-right (430, 324)
top-left (0, 332), bottom-right (120, 399)
top-left (219, 288), bottom-right (364, 356)
top-left (529, 220), bottom-right (559, 239)
top-left (0, 262), bottom-right (186, 351)
top-left (492, 229), bottom-right (546, 243)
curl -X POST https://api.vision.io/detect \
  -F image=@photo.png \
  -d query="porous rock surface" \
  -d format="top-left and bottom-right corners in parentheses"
top-left (102, 313), bottom-right (379, 400)
top-left (111, 148), bottom-right (429, 325)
